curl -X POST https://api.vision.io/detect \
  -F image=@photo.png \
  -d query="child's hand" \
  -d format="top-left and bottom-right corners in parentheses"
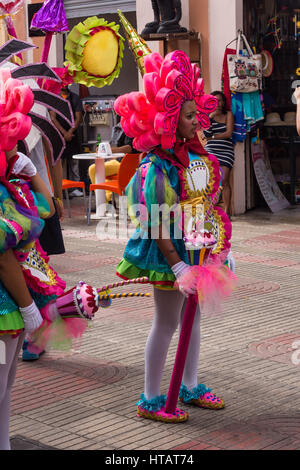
top-left (19, 301), bottom-right (43, 334)
top-left (171, 261), bottom-right (198, 297)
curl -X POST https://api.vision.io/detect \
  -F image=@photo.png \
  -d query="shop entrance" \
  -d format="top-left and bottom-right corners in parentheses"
top-left (243, 0), bottom-right (299, 211)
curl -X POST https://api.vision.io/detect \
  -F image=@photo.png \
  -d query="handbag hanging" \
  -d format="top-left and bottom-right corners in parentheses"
top-left (227, 30), bottom-right (262, 93)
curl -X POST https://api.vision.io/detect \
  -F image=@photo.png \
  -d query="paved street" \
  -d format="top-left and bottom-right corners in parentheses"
top-left (10, 197), bottom-right (300, 451)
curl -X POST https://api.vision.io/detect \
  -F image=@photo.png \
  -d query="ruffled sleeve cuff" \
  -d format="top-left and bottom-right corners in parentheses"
top-left (31, 191), bottom-right (51, 219)
top-left (0, 217), bottom-right (23, 253)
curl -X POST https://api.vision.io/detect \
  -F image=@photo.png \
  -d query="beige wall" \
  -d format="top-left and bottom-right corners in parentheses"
top-left (208, 0), bottom-right (243, 92)
top-left (207, 0), bottom-right (245, 215)
top-left (189, 0), bottom-right (210, 93)
top-left (136, 0), bottom-right (160, 91)
top-left (12, 2), bottom-right (26, 41)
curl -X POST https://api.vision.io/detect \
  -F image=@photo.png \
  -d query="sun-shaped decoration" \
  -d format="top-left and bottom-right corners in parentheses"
top-left (64, 16), bottom-right (124, 88)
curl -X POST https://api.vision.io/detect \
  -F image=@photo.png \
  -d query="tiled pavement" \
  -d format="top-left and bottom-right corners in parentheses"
top-left (10, 198), bottom-right (300, 451)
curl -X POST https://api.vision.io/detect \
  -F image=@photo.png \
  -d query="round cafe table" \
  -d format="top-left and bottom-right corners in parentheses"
top-left (73, 153), bottom-right (124, 218)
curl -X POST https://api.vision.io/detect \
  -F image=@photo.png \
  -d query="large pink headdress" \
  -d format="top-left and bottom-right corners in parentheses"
top-left (0, 67), bottom-right (34, 189)
top-left (114, 50), bottom-right (217, 152)
top-left (0, 68), bottom-right (34, 153)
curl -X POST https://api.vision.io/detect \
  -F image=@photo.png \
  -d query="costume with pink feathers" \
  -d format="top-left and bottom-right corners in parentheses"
top-left (115, 50), bottom-right (236, 311)
top-left (0, 37), bottom-right (152, 352)
top-left (114, 49), bottom-right (237, 422)
top-left (0, 67), bottom-right (88, 349)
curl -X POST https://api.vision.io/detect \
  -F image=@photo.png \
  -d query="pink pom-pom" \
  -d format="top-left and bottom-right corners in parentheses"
top-left (144, 72), bottom-right (162, 105)
top-left (159, 56), bottom-right (173, 84)
top-left (161, 133), bottom-right (175, 149)
top-left (114, 94), bottom-right (130, 118)
top-left (165, 69), bottom-right (182, 91)
top-left (200, 94), bottom-right (218, 113)
top-left (155, 87), bottom-right (182, 114)
top-left (126, 92), bottom-right (143, 112)
top-left (130, 112), bottom-right (149, 134)
top-left (121, 117), bottom-right (135, 138)
top-left (191, 63), bottom-right (201, 88)
top-left (0, 69), bottom-right (34, 151)
top-left (153, 112), bottom-right (165, 135)
top-left (0, 113), bottom-right (32, 149)
top-left (144, 52), bottom-right (163, 74)
top-left (137, 130), bottom-right (160, 150)
top-left (11, 83), bottom-right (34, 115)
top-left (132, 136), bottom-right (143, 151)
top-left (194, 78), bottom-right (205, 98)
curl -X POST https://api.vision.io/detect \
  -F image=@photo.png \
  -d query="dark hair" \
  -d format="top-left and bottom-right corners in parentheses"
top-left (211, 91), bottom-right (227, 114)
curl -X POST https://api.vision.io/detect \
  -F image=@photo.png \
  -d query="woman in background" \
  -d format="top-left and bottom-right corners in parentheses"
top-left (203, 91), bottom-right (234, 216)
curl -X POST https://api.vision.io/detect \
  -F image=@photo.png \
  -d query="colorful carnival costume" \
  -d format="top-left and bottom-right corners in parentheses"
top-left (114, 47), bottom-right (236, 423)
top-left (0, 156), bottom-right (67, 336)
top-left (0, 60), bottom-right (65, 450)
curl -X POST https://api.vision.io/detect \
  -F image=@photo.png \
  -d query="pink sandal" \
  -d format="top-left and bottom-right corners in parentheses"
top-left (179, 384), bottom-right (225, 410)
top-left (137, 394), bottom-right (188, 423)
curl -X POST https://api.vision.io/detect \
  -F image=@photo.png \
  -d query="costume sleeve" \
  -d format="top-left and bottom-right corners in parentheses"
top-left (0, 183), bottom-right (45, 253)
top-left (0, 215), bottom-right (24, 254)
top-left (31, 191), bottom-right (51, 219)
top-left (126, 156), bottom-right (179, 230)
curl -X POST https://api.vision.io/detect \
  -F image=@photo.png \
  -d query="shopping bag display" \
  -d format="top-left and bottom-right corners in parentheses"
top-left (227, 31), bottom-right (262, 93)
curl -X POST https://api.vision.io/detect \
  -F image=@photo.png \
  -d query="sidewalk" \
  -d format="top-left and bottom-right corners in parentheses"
top-left (10, 199), bottom-right (300, 451)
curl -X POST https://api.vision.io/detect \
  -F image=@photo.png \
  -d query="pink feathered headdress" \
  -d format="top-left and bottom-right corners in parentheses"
top-left (114, 50), bottom-right (217, 152)
top-left (0, 67), bottom-right (34, 206)
top-left (0, 68), bottom-right (34, 153)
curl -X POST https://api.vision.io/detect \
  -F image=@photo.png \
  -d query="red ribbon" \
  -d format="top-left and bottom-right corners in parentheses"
top-left (173, 134), bottom-right (209, 168)
top-left (155, 133), bottom-right (209, 168)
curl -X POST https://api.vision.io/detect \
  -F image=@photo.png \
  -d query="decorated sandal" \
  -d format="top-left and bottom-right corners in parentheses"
top-left (137, 394), bottom-right (188, 423)
top-left (179, 384), bottom-right (225, 410)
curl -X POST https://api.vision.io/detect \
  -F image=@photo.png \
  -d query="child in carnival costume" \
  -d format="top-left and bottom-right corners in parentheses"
top-left (0, 67), bottom-right (89, 449)
top-left (114, 49), bottom-right (236, 423)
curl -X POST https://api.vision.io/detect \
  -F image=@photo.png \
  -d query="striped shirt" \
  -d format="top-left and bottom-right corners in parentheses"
top-left (203, 119), bottom-right (235, 169)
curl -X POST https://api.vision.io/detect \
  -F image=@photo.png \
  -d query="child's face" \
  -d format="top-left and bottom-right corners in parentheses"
top-left (176, 100), bottom-right (198, 141)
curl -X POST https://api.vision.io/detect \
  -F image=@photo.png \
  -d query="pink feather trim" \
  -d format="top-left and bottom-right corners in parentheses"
top-left (175, 262), bottom-right (237, 316)
top-left (29, 315), bottom-right (88, 353)
top-left (0, 68), bottom-right (34, 151)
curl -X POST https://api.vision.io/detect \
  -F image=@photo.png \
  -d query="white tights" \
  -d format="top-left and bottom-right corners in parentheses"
top-left (0, 332), bottom-right (25, 450)
top-left (144, 288), bottom-right (201, 400)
